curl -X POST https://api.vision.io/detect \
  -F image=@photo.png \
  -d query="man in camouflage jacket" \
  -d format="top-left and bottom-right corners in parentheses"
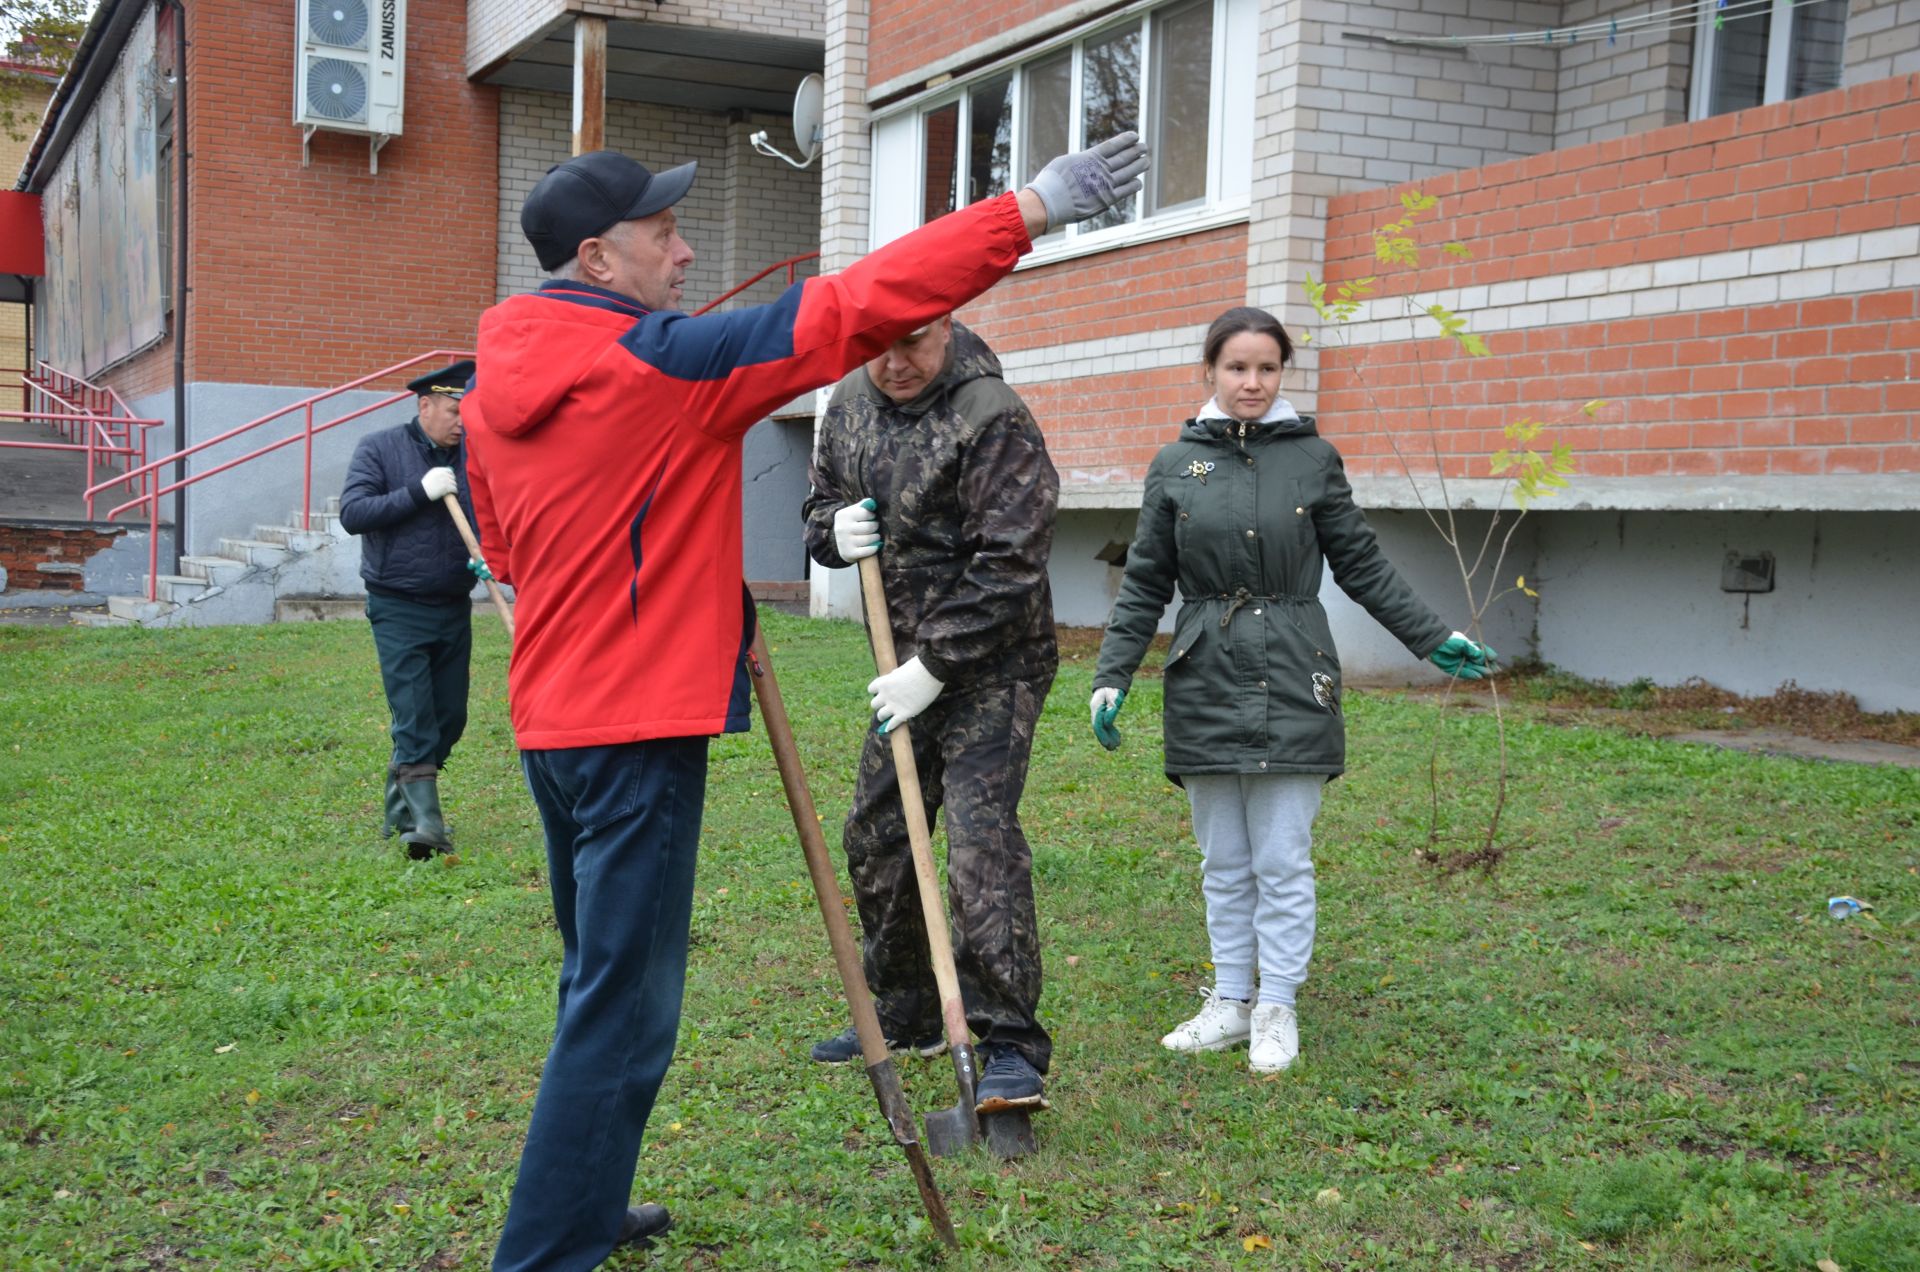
top-left (802, 317), bottom-right (1059, 1108)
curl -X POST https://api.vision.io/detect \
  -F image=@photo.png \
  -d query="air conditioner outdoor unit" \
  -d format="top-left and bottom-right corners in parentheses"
top-left (294, 0), bottom-right (406, 172)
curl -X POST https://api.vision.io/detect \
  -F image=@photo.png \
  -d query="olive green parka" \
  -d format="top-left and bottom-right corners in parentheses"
top-left (1093, 412), bottom-right (1452, 780)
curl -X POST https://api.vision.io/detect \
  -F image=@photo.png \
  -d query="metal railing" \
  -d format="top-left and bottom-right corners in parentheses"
top-left (692, 251), bottom-right (820, 316)
top-left (0, 364), bottom-right (166, 517)
top-left (77, 250), bottom-right (829, 602)
top-left (91, 350), bottom-right (476, 600)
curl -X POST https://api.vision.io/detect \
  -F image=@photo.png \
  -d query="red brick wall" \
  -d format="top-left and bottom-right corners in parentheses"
top-left (871, 0), bottom-right (1089, 90)
top-left (141, 0), bottom-right (498, 394)
top-left (1319, 76), bottom-right (1920, 481)
top-left (956, 224), bottom-right (1246, 482)
top-left (0, 524), bottom-right (127, 591)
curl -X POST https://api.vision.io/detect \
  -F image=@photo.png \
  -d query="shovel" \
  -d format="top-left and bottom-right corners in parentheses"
top-left (854, 556), bottom-right (984, 1158)
top-left (441, 493), bottom-right (515, 636)
top-left (745, 626), bottom-right (959, 1247)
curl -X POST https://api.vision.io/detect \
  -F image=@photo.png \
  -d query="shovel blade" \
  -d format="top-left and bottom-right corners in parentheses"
top-left (923, 1103), bottom-right (979, 1158)
top-left (982, 1108), bottom-right (1036, 1159)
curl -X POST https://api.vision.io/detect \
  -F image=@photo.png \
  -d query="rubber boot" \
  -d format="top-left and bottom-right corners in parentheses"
top-left (381, 766), bottom-right (414, 840)
top-left (396, 767), bottom-right (452, 859)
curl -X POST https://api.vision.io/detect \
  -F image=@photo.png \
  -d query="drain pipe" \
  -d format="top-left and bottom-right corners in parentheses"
top-left (168, 0), bottom-right (188, 568)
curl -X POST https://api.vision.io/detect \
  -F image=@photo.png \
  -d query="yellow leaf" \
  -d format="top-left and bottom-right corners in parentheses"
top-left (1818, 1261), bottom-right (1844, 1272)
top-left (670, 1121), bottom-right (683, 1132)
top-left (1515, 575), bottom-right (1526, 589)
top-left (245, 1090), bottom-right (259, 1106)
top-left (1314, 1187), bottom-right (1342, 1207)
top-left (214, 1043), bottom-right (236, 1055)
top-left (391, 1202), bottom-right (411, 1216)
top-left (1579, 1241), bottom-right (1597, 1251)
top-left (1243, 1234), bottom-right (1273, 1252)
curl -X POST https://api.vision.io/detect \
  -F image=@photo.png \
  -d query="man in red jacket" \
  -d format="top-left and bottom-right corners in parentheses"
top-left (464, 136), bottom-right (1148, 1272)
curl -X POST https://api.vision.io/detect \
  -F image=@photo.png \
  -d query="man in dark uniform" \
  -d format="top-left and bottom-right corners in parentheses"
top-left (339, 360), bottom-right (485, 860)
top-left (801, 315), bottom-right (1060, 1111)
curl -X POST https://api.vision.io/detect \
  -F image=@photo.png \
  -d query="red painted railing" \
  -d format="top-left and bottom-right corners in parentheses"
top-left (693, 252), bottom-right (819, 316)
top-left (78, 250), bottom-right (829, 602)
top-left (90, 349), bottom-right (475, 601)
top-left (1, 364), bottom-right (165, 516)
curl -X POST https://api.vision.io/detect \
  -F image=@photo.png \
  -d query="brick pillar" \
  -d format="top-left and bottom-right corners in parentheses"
top-left (1244, 0), bottom-right (1332, 414)
top-left (812, 0), bottom-right (872, 617)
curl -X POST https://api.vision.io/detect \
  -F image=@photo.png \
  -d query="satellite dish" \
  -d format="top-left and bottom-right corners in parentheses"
top-left (751, 73), bottom-right (825, 169)
top-left (792, 74), bottom-right (823, 162)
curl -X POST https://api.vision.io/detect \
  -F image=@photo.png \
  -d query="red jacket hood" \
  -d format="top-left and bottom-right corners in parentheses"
top-left (474, 288), bottom-right (644, 438)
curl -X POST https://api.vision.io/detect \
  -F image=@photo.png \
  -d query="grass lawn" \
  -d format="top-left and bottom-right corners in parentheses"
top-left (1, 612), bottom-right (1915, 1271)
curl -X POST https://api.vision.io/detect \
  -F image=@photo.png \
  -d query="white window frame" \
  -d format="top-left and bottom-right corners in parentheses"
top-left (872, 0), bottom-right (1253, 270)
top-left (1690, 0), bottom-right (1848, 120)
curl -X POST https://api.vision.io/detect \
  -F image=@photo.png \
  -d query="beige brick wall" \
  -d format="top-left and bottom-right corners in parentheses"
top-left (1847, 0), bottom-right (1920, 84)
top-left (1295, 0), bottom-right (1561, 192)
top-left (469, 0), bottom-right (822, 75)
top-left (496, 88), bottom-right (820, 307)
top-left (1554, 0), bottom-right (1692, 148)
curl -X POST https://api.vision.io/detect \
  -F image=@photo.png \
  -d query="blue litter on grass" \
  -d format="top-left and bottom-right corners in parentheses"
top-left (1827, 895), bottom-right (1872, 920)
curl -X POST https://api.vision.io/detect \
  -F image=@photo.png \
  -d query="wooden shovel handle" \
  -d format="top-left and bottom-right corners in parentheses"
top-left (856, 556), bottom-right (968, 1044)
top-left (441, 494), bottom-right (514, 636)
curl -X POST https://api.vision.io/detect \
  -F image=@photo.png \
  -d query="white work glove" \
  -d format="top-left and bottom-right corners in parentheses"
top-left (1024, 132), bottom-right (1151, 232)
top-left (834, 497), bottom-right (881, 562)
top-left (420, 467), bottom-right (458, 501)
top-left (868, 656), bottom-right (944, 733)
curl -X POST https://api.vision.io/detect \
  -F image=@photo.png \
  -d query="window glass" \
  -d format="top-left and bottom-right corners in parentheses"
top-left (1788, 0), bottom-right (1847, 99)
top-left (1080, 26), bottom-right (1141, 231)
top-left (1020, 51), bottom-right (1071, 187)
top-left (922, 102), bottom-right (959, 223)
top-left (1149, 0), bottom-right (1213, 215)
top-left (968, 74), bottom-right (1014, 204)
top-left (1708, 7), bottom-right (1770, 116)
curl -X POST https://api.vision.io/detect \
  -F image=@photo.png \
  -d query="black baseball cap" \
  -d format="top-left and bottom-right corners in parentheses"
top-left (521, 151), bottom-right (698, 272)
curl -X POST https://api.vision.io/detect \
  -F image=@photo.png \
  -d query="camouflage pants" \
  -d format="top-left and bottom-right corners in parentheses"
top-left (843, 674), bottom-right (1053, 1073)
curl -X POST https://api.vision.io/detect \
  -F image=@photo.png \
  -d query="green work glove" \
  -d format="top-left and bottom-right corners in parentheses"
top-left (467, 558), bottom-right (495, 583)
top-left (1090, 686), bottom-right (1126, 750)
top-left (1429, 631), bottom-right (1496, 680)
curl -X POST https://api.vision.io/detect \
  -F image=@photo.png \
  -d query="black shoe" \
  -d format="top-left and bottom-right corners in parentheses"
top-left (975, 1047), bottom-right (1048, 1112)
top-left (617, 1201), bottom-right (671, 1248)
top-left (808, 1025), bottom-right (946, 1064)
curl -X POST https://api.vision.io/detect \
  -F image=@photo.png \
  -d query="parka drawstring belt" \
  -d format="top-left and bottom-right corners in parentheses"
top-left (1216, 587), bottom-right (1313, 626)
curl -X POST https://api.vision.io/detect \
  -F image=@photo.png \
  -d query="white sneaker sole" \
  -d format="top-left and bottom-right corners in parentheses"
top-left (1249, 1055), bottom-right (1297, 1073)
top-left (1160, 1032), bottom-right (1251, 1053)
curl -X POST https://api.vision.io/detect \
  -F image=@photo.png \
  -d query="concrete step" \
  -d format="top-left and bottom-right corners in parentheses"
top-left (179, 554), bottom-right (251, 585)
top-left (255, 525), bottom-right (330, 552)
top-left (107, 594), bottom-right (179, 622)
top-left (219, 538), bottom-right (290, 568)
top-left (292, 508), bottom-right (342, 531)
top-left (73, 611), bottom-right (134, 628)
top-left (144, 573), bottom-right (212, 604)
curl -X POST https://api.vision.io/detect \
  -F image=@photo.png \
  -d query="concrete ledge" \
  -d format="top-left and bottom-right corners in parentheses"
top-left (1054, 475), bottom-right (1920, 513)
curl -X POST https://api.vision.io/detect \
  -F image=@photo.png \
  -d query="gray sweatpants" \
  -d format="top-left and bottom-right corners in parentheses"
top-left (1183, 773), bottom-right (1324, 1007)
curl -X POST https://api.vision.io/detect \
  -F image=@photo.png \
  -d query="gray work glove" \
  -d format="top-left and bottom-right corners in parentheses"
top-left (1024, 132), bottom-right (1151, 233)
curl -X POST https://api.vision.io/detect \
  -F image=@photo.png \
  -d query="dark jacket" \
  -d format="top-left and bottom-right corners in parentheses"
top-left (339, 419), bottom-right (477, 603)
top-left (1093, 412), bottom-right (1451, 779)
top-left (803, 322), bottom-right (1059, 687)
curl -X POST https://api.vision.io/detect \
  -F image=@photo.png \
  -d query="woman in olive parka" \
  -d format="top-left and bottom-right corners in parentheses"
top-left (1090, 307), bottom-right (1494, 1074)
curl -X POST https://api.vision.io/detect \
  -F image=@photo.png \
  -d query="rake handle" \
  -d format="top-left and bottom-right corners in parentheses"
top-left (441, 493), bottom-right (514, 636)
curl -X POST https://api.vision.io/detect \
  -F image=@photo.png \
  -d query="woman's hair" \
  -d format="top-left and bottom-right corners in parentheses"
top-left (1202, 306), bottom-right (1294, 370)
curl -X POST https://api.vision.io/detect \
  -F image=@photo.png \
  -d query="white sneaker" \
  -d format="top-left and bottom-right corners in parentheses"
top-left (1248, 1003), bottom-right (1299, 1073)
top-left (1160, 989), bottom-right (1253, 1052)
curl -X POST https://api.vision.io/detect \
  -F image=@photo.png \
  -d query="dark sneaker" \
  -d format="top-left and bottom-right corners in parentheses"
top-left (808, 1025), bottom-right (946, 1064)
top-left (617, 1201), bottom-right (671, 1248)
top-left (975, 1047), bottom-right (1048, 1112)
